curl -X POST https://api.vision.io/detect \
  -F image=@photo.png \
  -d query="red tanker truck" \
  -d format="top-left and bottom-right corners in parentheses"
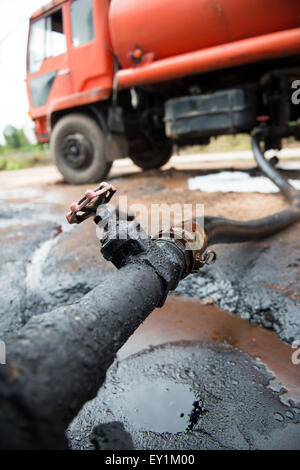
top-left (26, 0), bottom-right (300, 184)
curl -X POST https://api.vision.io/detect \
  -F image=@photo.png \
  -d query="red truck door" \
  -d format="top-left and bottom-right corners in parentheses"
top-left (67, 0), bottom-right (113, 102)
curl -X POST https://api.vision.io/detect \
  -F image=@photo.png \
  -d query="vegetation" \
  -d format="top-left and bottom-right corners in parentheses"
top-left (0, 126), bottom-right (299, 172)
top-left (0, 125), bottom-right (51, 171)
top-left (181, 134), bottom-right (300, 155)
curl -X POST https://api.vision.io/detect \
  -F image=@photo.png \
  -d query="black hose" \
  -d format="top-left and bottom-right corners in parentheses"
top-left (0, 262), bottom-right (166, 449)
top-left (251, 131), bottom-right (298, 202)
top-left (203, 209), bottom-right (300, 246)
top-left (200, 132), bottom-right (300, 247)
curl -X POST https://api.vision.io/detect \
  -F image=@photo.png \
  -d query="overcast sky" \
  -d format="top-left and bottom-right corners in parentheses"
top-left (0, 0), bottom-right (49, 141)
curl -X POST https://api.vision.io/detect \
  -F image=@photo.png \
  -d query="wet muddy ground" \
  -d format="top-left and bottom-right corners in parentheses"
top-left (0, 156), bottom-right (299, 449)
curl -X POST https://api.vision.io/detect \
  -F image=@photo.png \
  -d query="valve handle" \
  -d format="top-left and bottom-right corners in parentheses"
top-left (66, 182), bottom-right (116, 224)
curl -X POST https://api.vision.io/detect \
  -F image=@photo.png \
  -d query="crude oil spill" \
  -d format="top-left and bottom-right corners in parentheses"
top-left (188, 400), bottom-right (207, 431)
top-left (68, 341), bottom-right (300, 450)
top-left (118, 296), bottom-right (300, 401)
top-left (120, 381), bottom-right (195, 433)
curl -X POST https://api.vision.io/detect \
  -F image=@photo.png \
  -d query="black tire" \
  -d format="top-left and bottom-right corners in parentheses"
top-left (51, 113), bottom-right (112, 185)
top-left (130, 141), bottom-right (173, 171)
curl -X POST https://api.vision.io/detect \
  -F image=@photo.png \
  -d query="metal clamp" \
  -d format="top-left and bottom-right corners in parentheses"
top-left (193, 249), bottom-right (216, 272)
top-left (156, 220), bottom-right (216, 276)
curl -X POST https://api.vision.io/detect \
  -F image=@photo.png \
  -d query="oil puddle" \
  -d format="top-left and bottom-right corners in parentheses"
top-left (69, 340), bottom-right (300, 450)
top-left (120, 380), bottom-right (198, 433)
top-left (118, 296), bottom-right (300, 402)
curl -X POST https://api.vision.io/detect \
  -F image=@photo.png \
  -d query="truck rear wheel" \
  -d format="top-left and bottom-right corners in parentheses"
top-left (51, 113), bottom-right (112, 185)
top-left (130, 141), bottom-right (173, 171)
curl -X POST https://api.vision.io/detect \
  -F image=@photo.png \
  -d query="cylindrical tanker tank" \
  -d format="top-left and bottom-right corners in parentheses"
top-left (109, 0), bottom-right (300, 69)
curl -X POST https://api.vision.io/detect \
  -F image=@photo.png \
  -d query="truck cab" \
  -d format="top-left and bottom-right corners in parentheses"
top-left (27, 0), bottom-right (113, 139)
top-left (27, 0), bottom-right (117, 183)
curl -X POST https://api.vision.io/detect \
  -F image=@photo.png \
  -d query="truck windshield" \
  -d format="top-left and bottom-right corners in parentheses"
top-left (28, 9), bottom-right (66, 74)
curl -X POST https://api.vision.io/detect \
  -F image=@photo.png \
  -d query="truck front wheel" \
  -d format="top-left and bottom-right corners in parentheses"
top-left (51, 113), bottom-right (112, 185)
top-left (130, 141), bottom-right (173, 171)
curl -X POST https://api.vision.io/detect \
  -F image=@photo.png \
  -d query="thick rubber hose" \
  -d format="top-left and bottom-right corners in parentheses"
top-left (0, 263), bottom-right (164, 449)
top-left (200, 133), bottom-right (300, 247)
top-left (204, 209), bottom-right (300, 246)
top-left (251, 131), bottom-right (298, 202)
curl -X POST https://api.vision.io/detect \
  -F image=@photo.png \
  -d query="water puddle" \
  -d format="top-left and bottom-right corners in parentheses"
top-left (120, 380), bottom-right (198, 433)
top-left (119, 296), bottom-right (300, 402)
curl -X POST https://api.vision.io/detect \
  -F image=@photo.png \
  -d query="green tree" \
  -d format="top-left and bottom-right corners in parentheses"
top-left (3, 125), bottom-right (27, 149)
